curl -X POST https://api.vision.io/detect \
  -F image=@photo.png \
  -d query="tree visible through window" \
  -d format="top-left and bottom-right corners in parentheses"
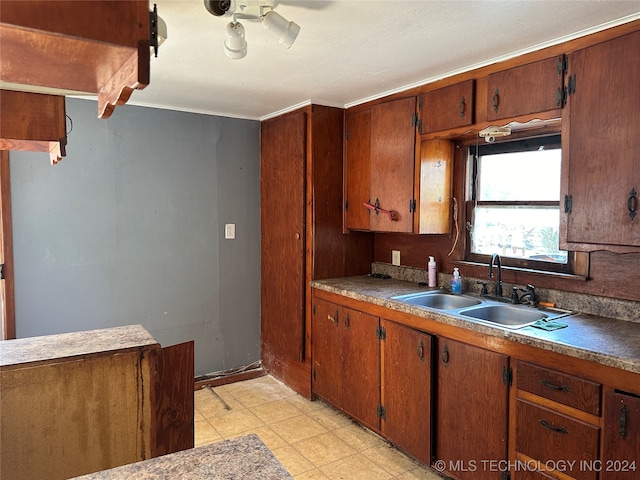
top-left (467, 135), bottom-right (570, 272)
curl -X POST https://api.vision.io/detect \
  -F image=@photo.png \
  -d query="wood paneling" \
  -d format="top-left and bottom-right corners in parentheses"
top-left (0, 151), bottom-right (15, 340)
top-left (154, 341), bottom-right (195, 457)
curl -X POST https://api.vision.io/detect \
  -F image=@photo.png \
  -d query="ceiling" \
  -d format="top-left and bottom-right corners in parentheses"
top-left (128, 0), bottom-right (640, 120)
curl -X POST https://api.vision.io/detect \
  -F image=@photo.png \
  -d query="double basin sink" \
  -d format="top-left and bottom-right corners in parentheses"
top-left (391, 290), bottom-right (574, 329)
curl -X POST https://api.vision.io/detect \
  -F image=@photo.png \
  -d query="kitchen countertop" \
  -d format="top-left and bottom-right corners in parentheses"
top-left (311, 276), bottom-right (640, 375)
top-left (70, 434), bottom-right (293, 480)
top-left (0, 325), bottom-right (158, 369)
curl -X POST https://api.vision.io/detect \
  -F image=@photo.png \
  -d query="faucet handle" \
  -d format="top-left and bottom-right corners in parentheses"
top-left (511, 286), bottom-right (526, 304)
top-left (526, 284), bottom-right (537, 305)
top-left (476, 281), bottom-right (488, 297)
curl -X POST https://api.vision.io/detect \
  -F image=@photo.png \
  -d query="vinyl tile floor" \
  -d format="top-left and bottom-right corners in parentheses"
top-left (195, 375), bottom-right (444, 479)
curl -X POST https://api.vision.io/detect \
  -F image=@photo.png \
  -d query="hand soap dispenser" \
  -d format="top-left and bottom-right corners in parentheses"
top-left (451, 268), bottom-right (462, 295)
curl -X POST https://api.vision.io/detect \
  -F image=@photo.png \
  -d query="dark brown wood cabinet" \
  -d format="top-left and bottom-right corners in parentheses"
top-left (311, 298), bottom-right (380, 430)
top-left (381, 319), bottom-right (432, 465)
top-left (261, 106), bottom-right (372, 398)
top-left (602, 389), bottom-right (640, 480)
top-left (435, 337), bottom-right (509, 480)
top-left (345, 109), bottom-right (372, 231)
top-left (486, 56), bottom-right (565, 122)
top-left (561, 30), bottom-right (640, 252)
top-left (419, 80), bottom-right (475, 133)
top-left (344, 97), bottom-right (417, 233)
top-left (0, 0), bottom-right (150, 119)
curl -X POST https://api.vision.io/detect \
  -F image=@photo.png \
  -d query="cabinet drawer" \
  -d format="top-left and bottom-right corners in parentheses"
top-left (516, 361), bottom-right (601, 415)
top-left (516, 399), bottom-right (599, 480)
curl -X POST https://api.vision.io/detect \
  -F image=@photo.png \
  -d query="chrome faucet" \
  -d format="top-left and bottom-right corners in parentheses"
top-left (488, 253), bottom-right (503, 297)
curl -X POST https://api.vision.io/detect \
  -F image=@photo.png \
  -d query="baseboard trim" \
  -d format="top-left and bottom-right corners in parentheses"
top-left (194, 367), bottom-right (267, 390)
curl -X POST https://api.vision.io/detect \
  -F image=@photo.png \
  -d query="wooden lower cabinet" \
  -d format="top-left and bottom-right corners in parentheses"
top-left (602, 389), bottom-right (640, 480)
top-left (435, 337), bottom-right (509, 480)
top-left (381, 319), bottom-right (432, 465)
top-left (311, 297), bottom-right (380, 430)
top-left (0, 326), bottom-right (194, 480)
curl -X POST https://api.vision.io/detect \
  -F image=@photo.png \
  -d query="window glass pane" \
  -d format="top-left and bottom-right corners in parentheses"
top-left (471, 205), bottom-right (568, 263)
top-left (478, 148), bottom-right (561, 201)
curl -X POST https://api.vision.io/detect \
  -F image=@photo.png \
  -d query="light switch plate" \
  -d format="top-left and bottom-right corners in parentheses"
top-left (392, 250), bottom-right (400, 266)
top-left (225, 223), bottom-right (236, 239)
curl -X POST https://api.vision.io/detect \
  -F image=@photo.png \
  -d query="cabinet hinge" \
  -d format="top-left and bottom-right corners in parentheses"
top-left (418, 95), bottom-right (424, 110)
top-left (377, 404), bottom-right (387, 420)
top-left (502, 366), bottom-right (513, 386)
top-left (411, 113), bottom-right (422, 132)
top-left (567, 73), bottom-right (577, 96)
top-left (556, 86), bottom-right (567, 108)
top-left (376, 325), bottom-right (386, 341)
top-left (409, 199), bottom-right (417, 213)
top-left (345, 199), bottom-right (348, 211)
top-left (557, 54), bottom-right (568, 75)
top-left (313, 304), bottom-right (316, 315)
top-left (0, 263), bottom-right (4, 280)
top-left (500, 471), bottom-right (511, 480)
top-left (564, 194), bottom-right (573, 214)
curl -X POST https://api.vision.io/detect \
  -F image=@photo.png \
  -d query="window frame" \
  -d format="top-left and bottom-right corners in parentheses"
top-left (463, 132), bottom-right (577, 275)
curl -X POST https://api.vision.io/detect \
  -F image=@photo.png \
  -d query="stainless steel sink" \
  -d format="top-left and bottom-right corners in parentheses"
top-left (392, 292), bottom-right (481, 310)
top-left (458, 304), bottom-right (546, 327)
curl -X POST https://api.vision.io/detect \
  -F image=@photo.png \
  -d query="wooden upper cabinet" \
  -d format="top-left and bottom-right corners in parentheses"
top-left (345, 109), bottom-right (372, 231)
top-left (419, 80), bottom-right (475, 133)
top-left (0, 0), bottom-right (151, 119)
top-left (0, 90), bottom-right (67, 165)
top-left (486, 55), bottom-right (565, 122)
top-left (561, 30), bottom-right (640, 252)
top-left (369, 97), bottom-right (417, 233)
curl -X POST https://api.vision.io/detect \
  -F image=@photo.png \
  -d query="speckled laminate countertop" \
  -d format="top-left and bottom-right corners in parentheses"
top-left (71, 434), bottom-right (293, 480)
top-left (0, 325), bottom-right (158, 369)
top-left (311, 276), bottom-right (640, 375)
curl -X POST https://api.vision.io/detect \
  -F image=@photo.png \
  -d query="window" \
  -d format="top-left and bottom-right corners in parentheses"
top-left (466, 134), bottom-right (573, 273)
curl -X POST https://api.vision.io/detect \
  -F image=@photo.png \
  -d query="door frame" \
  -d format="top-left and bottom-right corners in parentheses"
top-left (0, 150), bottom-right (16, 339)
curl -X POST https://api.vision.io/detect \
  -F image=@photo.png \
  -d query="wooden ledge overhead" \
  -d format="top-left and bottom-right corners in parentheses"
top-left (0, 90), bottom-right (67, 165)
top-left (0, 0), bottom-right (150, 119)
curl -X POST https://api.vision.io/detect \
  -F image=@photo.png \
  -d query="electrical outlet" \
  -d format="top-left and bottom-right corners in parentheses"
top-left (392, 250), bottom-right (400, 266)
top-left (225, 223), bottom-right (236, 239)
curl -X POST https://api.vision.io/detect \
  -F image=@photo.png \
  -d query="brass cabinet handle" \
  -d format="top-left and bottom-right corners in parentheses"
top-left (540, 419), bottom-right (568, 434)
top-left (492, 89), bottom-right (500, 113)
top-left (417, 340), bottom-right (425, 363)
top-left (620, 405), bottom-right (629, 439)
top-left (541, 379), bottom-right (570, 393)
top-left (628, 188), bottom-right (637, 220)
top-left (441, 344), bottom-right (449, 367)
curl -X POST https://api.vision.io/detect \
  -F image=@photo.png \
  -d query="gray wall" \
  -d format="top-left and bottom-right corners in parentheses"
top-left (9, 98), bottom-right (260, 376)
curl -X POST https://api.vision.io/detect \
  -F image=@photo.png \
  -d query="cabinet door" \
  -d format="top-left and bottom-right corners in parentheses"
top-left (561, 30), bottom-right (640, 250)
top-left (487, 56), bottom-right (564, 121)
top-left (420, 80), bottom-right (475, 133)
top-left (311, 298), bottom-right (344, 408)
top-left (435, 337), bottom-right (509, 480)
top-left (381, 320), bottom-right (432, 465)
top-left (602, 389), bottom-right (640, 480)
top-left (416, 139), bottom-right (453, 234)
top-left (261, 111), bottom-right (306, 362)
top-left (370, 97), bottom-right (416, 233)
top-left (345, 109), bottom-right (372, 230)
top-left (342, 308), bottom-right (381, 431)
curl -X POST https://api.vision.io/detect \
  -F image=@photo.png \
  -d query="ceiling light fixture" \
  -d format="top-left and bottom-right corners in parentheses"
top-left (204, 0), bottom-right (300, 60)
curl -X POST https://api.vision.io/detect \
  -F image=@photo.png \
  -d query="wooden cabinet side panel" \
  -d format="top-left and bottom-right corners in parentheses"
top-left (418, 139), bottom-right (453, 234)
top-left (0, 352), bottom-right (149, 480)
top-left (370, 97), bottom-right (416, 233)
top-left (563, 30), bottom-right (640, 248)
top-left (154, 341), bottom-right (195, 457)
top-left (342, 308), bottom-right (381, 430)
top-left (260, 112), bottom-right (306, 362)
top-left (381, 320), bottom-right (432, 465)
top-left (345, 109), bottom-right (372, 230)
top-left (420, 80), bottom-right (475, 133)
top-left (601, 389), bottom-right (640, 480)
top-left (311, 298), bottom-right (344, 407)
top-left (435, 337), bottom-right (509, 479)
top-left (486, 56), bottom-right (564, 121)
